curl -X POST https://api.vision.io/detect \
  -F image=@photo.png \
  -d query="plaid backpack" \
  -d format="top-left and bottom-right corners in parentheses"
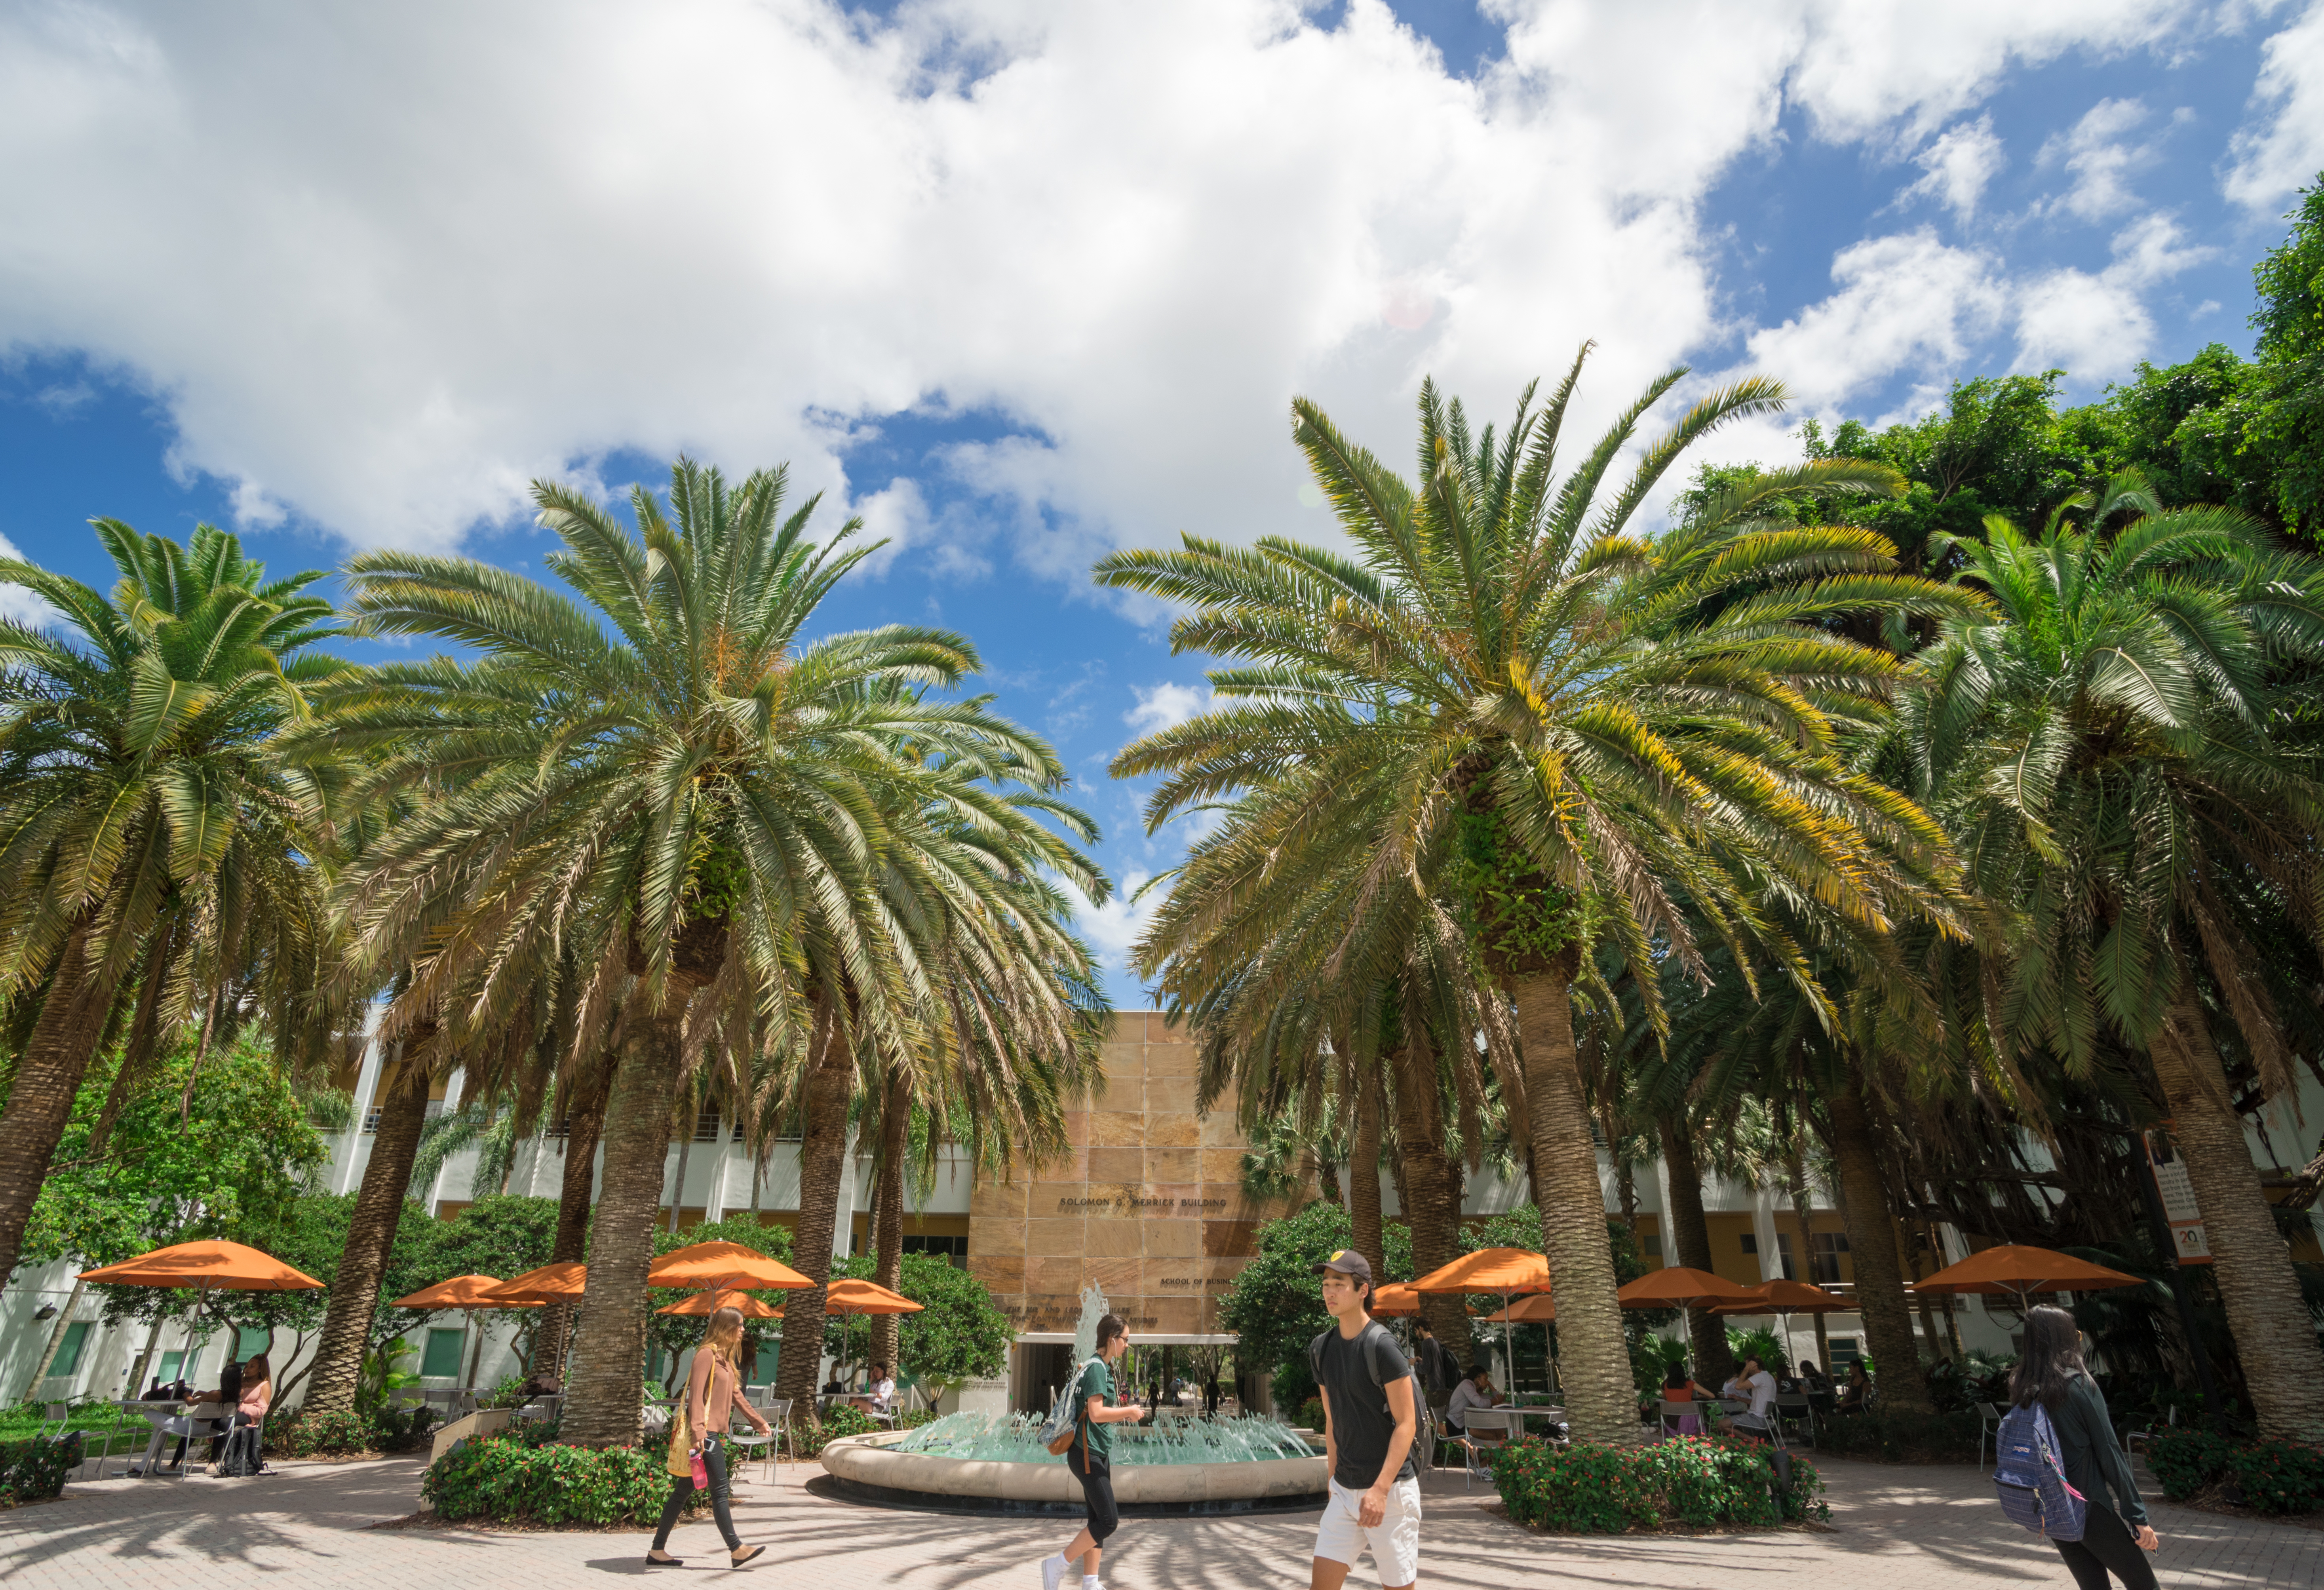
top-left (1992, 1400), bottom-right (2086, 1541)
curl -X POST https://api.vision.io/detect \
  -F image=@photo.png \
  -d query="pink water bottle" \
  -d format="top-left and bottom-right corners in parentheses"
top-left (691, 1451), bottom-right (710, 1487)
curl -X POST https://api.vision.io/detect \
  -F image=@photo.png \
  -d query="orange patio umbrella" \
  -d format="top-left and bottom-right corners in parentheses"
top-left (1912, 1245), bottom-right (2143, 1308)
top-left (1413, 1249), bottom-right (1553, 1386)
top-left (775, 1278), bottom-right (923, 1317)
top-left (82, 1240), bottom-right (323, 1292)
top-left (658, 1288), bottom-right (783, 1319)
top-left (1368, 1283), bottom-right (1421, 1318)
top-left (649, 1241), bottom-right (813, 1293)
top-left (1618, 1267), bottom-right (1757, 1368)
top-left (393, 1274), bottom-right (536, 1310)
top-left (1708, 1278), bottom-right (1852, 1316)
top-left (479, 1261), bottom-right (588, 1304)
top-left (1478, 1294), bottom-right (1557, 1324)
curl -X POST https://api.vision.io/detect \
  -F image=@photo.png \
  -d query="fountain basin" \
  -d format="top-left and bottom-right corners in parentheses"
top-left (818, 1430), bottom-right (1327, 1515)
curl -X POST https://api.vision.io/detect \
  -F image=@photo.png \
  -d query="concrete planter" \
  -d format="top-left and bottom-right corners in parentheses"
top-left (818, 1430), bottom-right (1326, 1515)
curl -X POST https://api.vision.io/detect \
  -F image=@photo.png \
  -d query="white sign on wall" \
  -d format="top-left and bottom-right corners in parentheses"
top-left (2143, 1128), bottom-right (2212, 1265)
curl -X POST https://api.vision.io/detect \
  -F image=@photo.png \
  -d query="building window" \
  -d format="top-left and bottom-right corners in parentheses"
top-left (420, 1328), bottom-right (467, 1379)
top-left (1641, 1232), bottom-right (1662, 1258)
top-left (1740, 1233), bottom-right (1757, 1254)
top-left (362, 1107), bottom-right (382, 1134)
top-left (1828, 1335), bottom-right (1861, 1366)
top-left (235, 1326), bottom-right (272, 1358)
top-left (155, 1350), bottom-right (185, 1386)
top-left (547, 1116), bottom-right (571, 1139)
top-left (692, 1109), bottom-right (721, 1143)
top-left (1775, 1232), bottom-right (1797, 1281)
top-left (51, 1321), bottom-right (91, 1378)
top-left (902, 1234), bottom-right (968, 1267)
top-left (1810, 1231), bottom-right (1849, 1285)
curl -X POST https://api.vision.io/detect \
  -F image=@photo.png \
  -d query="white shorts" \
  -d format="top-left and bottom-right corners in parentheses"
top-left (1314, 1475), bottom-right (1421, 1586)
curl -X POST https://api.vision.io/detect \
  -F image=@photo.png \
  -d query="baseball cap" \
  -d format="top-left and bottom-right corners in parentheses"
top-left (1314, 1249), bottom-right (1373, 1284)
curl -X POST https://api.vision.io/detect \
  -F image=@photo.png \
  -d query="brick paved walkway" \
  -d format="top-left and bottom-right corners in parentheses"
top-left (5, 1452), bottom-right (2316, 1589)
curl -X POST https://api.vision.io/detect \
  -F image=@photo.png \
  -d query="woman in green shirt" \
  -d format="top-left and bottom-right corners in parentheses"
top-left (2010, 1306), bottom-right (2160, 1590)
top-left (1039, 1314), bottom-right (1142, 1590)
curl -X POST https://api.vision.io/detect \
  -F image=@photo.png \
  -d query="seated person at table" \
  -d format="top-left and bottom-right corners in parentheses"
top-left (1836, 1361), bottom-right (1872, 1414)
top-left (210, 1352), bottom-right (272, 1477)
top-left (868, 1361), bottom-right (897, 1413)
top-left (821, 1373), bottom-right (846, 1397)
top-left (1660, 1363), bottom-right (1716, 1435)
top-left (1797, 1359), bottom-right (1831, 1394)
top-left (1444, 1364), bottom-right (1501, 1434)
top-left (181, 1355), bottom-right (246, 1467)
top-left (1726, 1354), bottom-right (1780, 1440)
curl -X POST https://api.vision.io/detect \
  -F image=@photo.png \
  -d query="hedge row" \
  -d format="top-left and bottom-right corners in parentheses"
top-left (424, 1431), bottom-right (704, 1527)
top-left (0, 1433), bottom-right (82, 1508)
top-left (274, 1404), bottom-right (440, 1458)
top-left (2146, 1429), bottom-right (2324, 1516)
top-left (1491, 1436), bottom-right (1827, 1532)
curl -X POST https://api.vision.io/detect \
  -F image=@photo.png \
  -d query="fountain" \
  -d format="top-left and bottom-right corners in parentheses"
top-left (818, 1285), bottom-right (1329, 1514)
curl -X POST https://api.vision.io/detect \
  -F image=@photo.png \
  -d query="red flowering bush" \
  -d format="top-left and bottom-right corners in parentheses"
top-left (1491, 1435), bottom-right (1826, 1531)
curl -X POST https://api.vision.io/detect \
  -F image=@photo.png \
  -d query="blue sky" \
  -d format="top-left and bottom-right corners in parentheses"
top-left (4, 0), bottom-right (2322, 1004)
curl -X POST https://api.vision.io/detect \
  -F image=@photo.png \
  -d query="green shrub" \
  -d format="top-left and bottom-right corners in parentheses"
top-left (2224, 1439), bottom-right (2324, 1516)
top-left (796, 1404), bottom-right (877, 1458)
top-left (0, 1433), bottom-right (82, 1507)
top-left (1297, 1397), bottom-right (1325, 1432)
top-left (1491, 1436), bottom-right (1825, 1532)
top-left (1816, 1410), bottom-right (1982, 1464)
top-left (278, 1407), bottom-right (376, 1457)
top-left (424, 1433), bottom-right (698, 1526)
top-left (2145, 1428), bottom-right (2232, 1501)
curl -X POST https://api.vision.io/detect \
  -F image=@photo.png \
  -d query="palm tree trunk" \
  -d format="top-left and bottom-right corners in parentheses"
top-left (868, 1071), bottom-right (910, 1374)
top-left (0, 914), bottom-right (112, 1286)
top-left (303, 1052), bottom-right (433, 1417)
top-left (560, 1004), bottom-right (690, 1448)
top-left (774, 996), bottom-right (856, 1415)
top-left (1308, 1145), bottom-right (1341, 1207)
top-left (1656, 1113), bottom-right (1734, 1385)
top-left (2151, 974), bottom-right (2324, 1440)
top-left (1347, 1061), bottom-right (1385, 1284)
top-left (1510, 962), bottom-right (1639, 1446)
top-left (1785, 1154), bottom-right (1831, 1371)
top-left (533, 1055), bottom-right (610, 1381)
top-left (1394, 1040), bottom-right (1471, 1369)
top-left (1823, 1072), bottom-right (1930, 1411)
top-left (667, 1113), bottom-right (693, 1234)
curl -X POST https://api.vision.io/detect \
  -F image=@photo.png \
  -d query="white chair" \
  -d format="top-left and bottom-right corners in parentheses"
top-left (1446, 1406), bottom-right (1518, 1491)
top-left (1775, 1392), bottom-right (1816, 1449)
top-left (1976, 1401), bottom-right (2006, 1470)
top-left (1658, 1399), bottom-right (1708, 1440)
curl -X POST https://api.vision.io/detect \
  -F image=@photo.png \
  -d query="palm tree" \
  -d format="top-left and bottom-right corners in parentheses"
top-left (1099, 352), bottom-right (1978, 1441)
top-left (1903, 478), bottom-right (2324, 1438)
top-left (324, 459), bottom-right (1102, 1447)
top-left (0, 523), bottom-right (340, 1288)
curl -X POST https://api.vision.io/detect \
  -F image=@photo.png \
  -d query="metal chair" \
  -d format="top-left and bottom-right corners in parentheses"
top-left (1775, 1392), bottom-right (1817, 1449)
top-left (1975, 1401), bottom-right (2006, 1469)
top-left (1657, 1399), bottom-right (1706, 1440)
top-left (727, 1406), bottom-right (778, 1482)
top-left (1445, 1406), bottom-right (1517, 1491)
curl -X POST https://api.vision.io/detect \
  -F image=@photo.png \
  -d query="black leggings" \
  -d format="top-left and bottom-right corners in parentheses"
top-left (654, 1436), bottom-right (740, 1552)
top-left (1067, 1446), bottom-right (1118, 1545)
top-left (2054, 1504), bottom-right (2157, 1590)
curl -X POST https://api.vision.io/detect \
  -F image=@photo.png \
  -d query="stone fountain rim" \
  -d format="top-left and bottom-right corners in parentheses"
top-left (815, 1429), bottom-right (1329, 1516)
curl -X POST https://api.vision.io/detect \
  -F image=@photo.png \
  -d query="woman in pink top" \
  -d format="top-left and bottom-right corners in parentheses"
top-left (207, 1353), bottom-right (270, 1476)
top-left (647, 1307), bottom-right (771, 1568)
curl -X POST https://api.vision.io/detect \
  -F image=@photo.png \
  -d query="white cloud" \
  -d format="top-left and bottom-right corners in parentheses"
top-left (1900, 116), bottom-right (2006, 219)
top-left (0, 0), bottom-right (2233, 579)
top-left (2036, 97), bottom-right (2154, 221)
top-left (0, 533), bottom-right (64, 628)
top-left (1124, 681), bottom-right (1212, 739)
top-left (2013, 213), bottom-right (2210, 379)
top-left (2225, 0), bottom-right (2324, 210)
top-left (1075, 866), bottom-right (1157, 983)
top-left (1742, 230), bottom-right (2010, 407)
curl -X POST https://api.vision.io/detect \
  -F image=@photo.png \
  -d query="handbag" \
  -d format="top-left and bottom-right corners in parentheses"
top-left (666, 1407), bottom-right (694, 1478)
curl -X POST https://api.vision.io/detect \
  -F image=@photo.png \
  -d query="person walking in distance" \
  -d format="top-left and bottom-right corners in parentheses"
top-left (2011, 1305), bottom-right (2160, 1590)
top-left (1309, 1250), bottom-right (1421, 1590)
top-left (1040, 1313), bottom-right (1142, 1590)
top-left (647, 1306), bottom-right (772, 1569)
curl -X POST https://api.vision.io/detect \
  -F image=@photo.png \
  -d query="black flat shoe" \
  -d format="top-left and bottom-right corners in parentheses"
top-left (729, 1546), bottom-right (765, 1568)
top-left (644, 1554), bottom-right (683, 1567)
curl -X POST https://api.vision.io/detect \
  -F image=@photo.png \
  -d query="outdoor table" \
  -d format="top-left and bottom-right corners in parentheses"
top-left (1505, 1404), bottom-right (1568, 1440)
top-left (125, 1400), bottom-right (230, 1475)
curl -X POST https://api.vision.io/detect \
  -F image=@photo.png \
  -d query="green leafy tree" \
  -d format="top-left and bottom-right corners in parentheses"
top-left (1217, 1200), bottom-right (1412, 1406)
top-left (646, 1216), bottom-right (795, 1391)
top-left (0, 523), bottom-right (342, 1291)
top-left (820, 1251), bottom-right (1012, 1401)
top-left (2248, 180), bottom-right (2324, 534)
top-left (1102, 355), bottom-right (1976, 1442)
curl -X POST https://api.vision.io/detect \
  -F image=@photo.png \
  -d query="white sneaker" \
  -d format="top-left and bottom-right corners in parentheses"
top-left (1039, 1554), bottom-right (1067, 1590)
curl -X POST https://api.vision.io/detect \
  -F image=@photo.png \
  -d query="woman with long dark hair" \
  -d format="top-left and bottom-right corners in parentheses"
top-left (647, 1306), bottom-right (772, 1569)
top-left (2009, 1305), bottom-right (2159, 1590)
top-left (1038, 1313), bottom-right (1142, 1590)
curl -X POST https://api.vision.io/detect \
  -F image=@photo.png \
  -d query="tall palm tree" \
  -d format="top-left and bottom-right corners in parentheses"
top-left (1099, 352), bottom-right (1978, 1441)
top-left (0, 523), bottom-right (340, 1288)
top-left (1904, 478), bottom-right (2324, 1438)
top-left (323, 459), bottom-right (1102, 1447)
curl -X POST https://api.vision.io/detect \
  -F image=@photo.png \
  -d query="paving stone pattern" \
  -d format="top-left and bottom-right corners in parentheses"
top-left (5, 1452), bottom-right (2316, 1588)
